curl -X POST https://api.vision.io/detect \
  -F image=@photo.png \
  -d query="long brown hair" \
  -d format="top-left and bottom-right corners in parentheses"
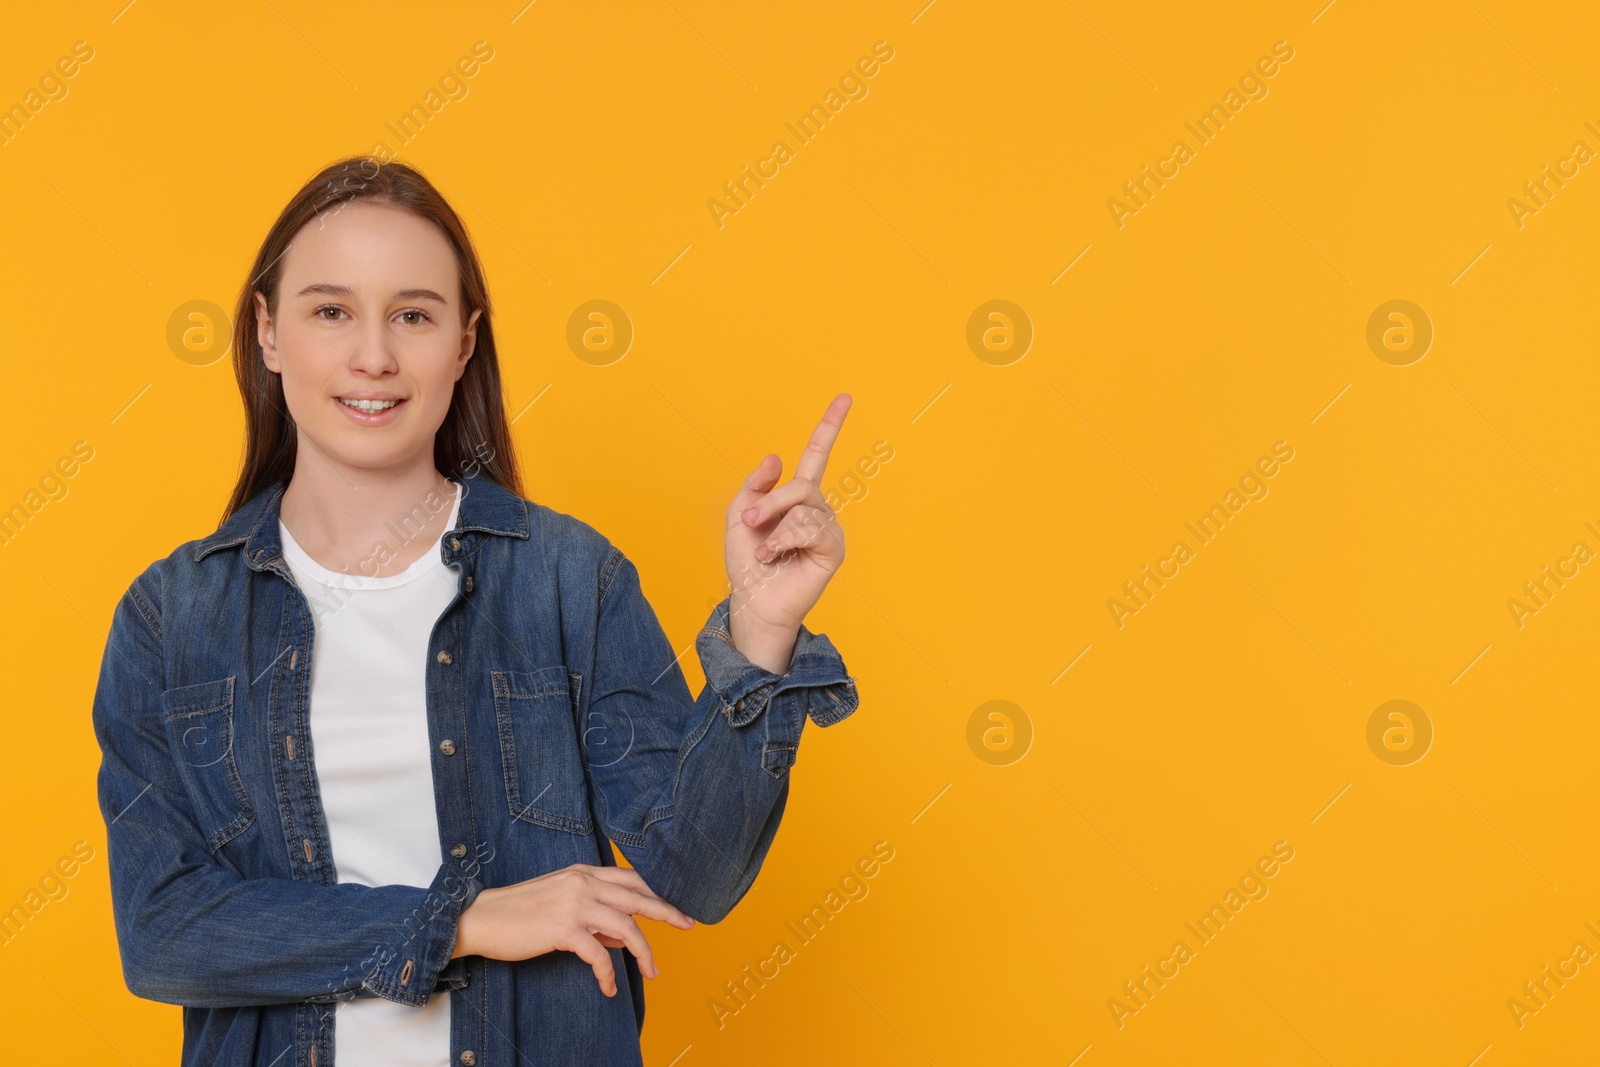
top-left (221, 155), bottom-right (524, 524)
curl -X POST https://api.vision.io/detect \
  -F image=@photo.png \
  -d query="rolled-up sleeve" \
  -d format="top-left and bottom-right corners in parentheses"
top-left (583, 547), bottom-right (860, 923)
top-left (695, 592), bottom-right (861, 729)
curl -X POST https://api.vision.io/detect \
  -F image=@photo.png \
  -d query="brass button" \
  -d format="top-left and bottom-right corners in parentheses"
top-left (464, 576), bottom-right (474, 592)
top-left (449, 537), bottom-right (461, 551)
top-left (436, 650), bottom-right (453, 665)
top-left (439, 739), bottom-right (457, 756)
top-left (459, 1052), bottom-right (477, 1066)
top-left (450, 842), bottom-right (468, 858)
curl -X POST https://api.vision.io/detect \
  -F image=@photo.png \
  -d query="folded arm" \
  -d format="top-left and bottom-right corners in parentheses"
top-left (92, 576), bottom-right (481, 1009)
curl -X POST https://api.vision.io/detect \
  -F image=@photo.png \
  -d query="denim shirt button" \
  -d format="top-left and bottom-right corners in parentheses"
top-left (459, 1052), bottom-right (477, 1066)
top-left (439, 739), bottom-right (457, 756)
top-left (464, 576), bottom-right (474, 592)
top-left (450, 842), bottom-right (468, 858)
top-left (449, 537), bottom-right (462, 551)
top-left (436, 650), bottom-right (454, 665)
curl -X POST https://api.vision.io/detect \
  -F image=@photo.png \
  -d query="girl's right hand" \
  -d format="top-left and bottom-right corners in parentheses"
top-left (450, 864), bottom-right (695, 996)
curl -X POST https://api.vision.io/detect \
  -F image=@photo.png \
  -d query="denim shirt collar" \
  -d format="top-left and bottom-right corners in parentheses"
top-left (189, 470), bottom-right (531, 569)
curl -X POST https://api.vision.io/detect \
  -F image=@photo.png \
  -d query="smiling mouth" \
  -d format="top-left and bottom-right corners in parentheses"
top-left (338, 397), bottom-right (405, 412)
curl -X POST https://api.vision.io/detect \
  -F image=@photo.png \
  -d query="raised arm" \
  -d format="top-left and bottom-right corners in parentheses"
top-left (582, 394), bottom-right (860, 921)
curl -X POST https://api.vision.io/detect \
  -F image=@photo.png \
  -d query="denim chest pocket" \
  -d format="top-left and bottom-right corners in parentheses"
top-left (491, 666), bottom-right (592, 835)
top-left (159, 675), bottom-right (256, 853)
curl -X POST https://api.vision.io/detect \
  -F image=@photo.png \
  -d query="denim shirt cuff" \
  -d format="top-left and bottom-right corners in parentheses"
top-left (361, 862), bottom-right (485, 1006)
top-left (694, 594), bottom-right (860, 728)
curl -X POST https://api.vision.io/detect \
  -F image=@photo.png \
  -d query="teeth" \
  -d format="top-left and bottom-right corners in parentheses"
top-left (340, 398), bottom-right (400, 412)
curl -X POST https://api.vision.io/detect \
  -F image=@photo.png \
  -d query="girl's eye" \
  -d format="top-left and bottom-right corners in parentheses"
top-left (315, 305), bottom-right (346, 321)
top-left (398, 309), bottom-right (432, 326)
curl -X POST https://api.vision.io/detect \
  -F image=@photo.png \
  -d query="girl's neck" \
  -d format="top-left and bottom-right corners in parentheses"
top-left (278, 458), bottom-right (458, 579)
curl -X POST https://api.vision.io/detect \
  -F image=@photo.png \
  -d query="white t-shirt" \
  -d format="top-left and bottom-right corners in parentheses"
top-left (279, 481), bottom-right (462, 1067)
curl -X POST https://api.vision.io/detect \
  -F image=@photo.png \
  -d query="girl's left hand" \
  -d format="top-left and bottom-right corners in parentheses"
top-left (723, 393), bottom-right (852, 649)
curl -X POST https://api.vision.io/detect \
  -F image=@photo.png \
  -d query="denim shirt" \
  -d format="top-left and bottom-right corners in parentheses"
top-left (90, 470), bottom-right (860, 1066)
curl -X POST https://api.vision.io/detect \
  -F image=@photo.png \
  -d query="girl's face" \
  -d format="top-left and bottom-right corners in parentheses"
top-left (256, 200), bottom-right (481, 476)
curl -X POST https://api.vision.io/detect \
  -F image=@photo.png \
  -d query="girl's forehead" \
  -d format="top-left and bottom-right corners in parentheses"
top-left (281, 202), bottom-right (458, 294)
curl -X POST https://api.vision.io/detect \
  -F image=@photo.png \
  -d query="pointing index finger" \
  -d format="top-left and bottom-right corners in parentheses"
top-left (791, 393), bottom-right (853, 488)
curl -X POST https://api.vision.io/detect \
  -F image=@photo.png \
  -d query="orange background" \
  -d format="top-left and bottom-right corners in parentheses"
top-left (3, 1), bottom-right (1599, 1063)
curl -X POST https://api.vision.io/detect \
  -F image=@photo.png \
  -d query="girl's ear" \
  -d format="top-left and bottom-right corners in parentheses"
top-left (254, 291), bottom-right (279, 372)
top-left (457, 307), bottom-right (483, 377)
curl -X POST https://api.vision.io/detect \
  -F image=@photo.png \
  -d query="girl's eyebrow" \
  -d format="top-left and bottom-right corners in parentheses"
top-left (294, 282), bottom-right (448, 304)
